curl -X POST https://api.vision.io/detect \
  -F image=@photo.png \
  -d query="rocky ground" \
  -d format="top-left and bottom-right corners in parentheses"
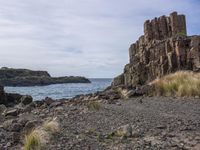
top-left (1, 89), bottom-right (200, 150)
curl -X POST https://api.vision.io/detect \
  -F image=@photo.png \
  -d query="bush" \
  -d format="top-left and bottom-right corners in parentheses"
top-left (151, 71), bottom-right (200, 97)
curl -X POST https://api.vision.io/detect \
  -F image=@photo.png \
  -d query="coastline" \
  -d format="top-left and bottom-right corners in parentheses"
top-left (1, 86), bottom-right (200, 149)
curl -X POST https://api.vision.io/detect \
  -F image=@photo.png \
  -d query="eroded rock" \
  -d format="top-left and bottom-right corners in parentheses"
top-left (112, 12), bottom-right (200, 88)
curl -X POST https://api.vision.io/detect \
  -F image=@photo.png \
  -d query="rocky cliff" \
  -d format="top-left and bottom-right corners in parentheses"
top-left (112, 12), bottom-right (200, 87)
top-left (0, 67), bottom-right (91, 86)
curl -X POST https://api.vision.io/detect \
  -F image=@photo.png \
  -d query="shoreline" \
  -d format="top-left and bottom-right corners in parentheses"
top-left (1, 86), bottom-right (200, 149)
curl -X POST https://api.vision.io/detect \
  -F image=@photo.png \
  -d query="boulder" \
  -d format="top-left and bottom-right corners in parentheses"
top-left (4, 108), bottom-right (19, 117)
top-left (20, 95), bottom-right (33, 105)
top-left (0, 104), bottom-right (7, 114)
top-left (2, 119), bottom-right (23, 132)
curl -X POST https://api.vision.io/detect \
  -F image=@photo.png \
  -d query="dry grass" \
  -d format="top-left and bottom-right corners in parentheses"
top-left (87, 101), bottom-right (101, 110)
top-left (43, 118), bottom-right (60, 134)
top-left (151, 71), bottom-right (200, 97)
top-left (23, 118), bottom-right (59, 150)
top-left (23, 130), bottom-right (43, 150)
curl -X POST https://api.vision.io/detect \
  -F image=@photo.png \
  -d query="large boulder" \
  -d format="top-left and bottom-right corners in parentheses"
top-left (20, 95), bottom-right (33, 105)
top-left (112, 12), bottom-right (200, 87)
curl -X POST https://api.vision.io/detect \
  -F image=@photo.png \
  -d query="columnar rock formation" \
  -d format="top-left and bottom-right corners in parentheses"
top-left (112, 12), bottom-right (200, 87)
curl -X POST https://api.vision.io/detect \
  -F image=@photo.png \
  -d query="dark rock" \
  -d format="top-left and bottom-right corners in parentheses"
top-left (24, 120), bottom-right (40, 133)
top-left (112, 12), bottom-right (200, 88)
top-left (44, 97), bottom-right (55, 105)
top-left (9, 123), bottom-right (23, 132)
top-left (0, 86), bottom-right (7, 105)
top-left (5, 93), bottom-right (23, 106)
top-left (34, 100), bottom-right (45, 107)
top-left (20, 95), bottom-right (33, 105)
top-left (22, 103), bottom-right (35, 113)
top-left (12, 132), bottom-right (20, 143)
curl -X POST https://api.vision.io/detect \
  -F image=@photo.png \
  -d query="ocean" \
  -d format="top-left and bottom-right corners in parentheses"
top-left (4, 78), bottom-right (112, 100)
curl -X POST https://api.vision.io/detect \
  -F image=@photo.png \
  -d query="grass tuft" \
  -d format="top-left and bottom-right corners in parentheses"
top-left (151, 71), bottom-right (200, 97)
top-left (43, 118), bottom-right (60, 134)
top-left (23, 118), bottom-right (59, 150)
top-left (87, 101), bottom-right (101, 110)
top-left (23, 130), bottom-right (42, 150)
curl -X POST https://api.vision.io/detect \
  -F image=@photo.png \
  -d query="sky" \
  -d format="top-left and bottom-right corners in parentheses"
top-left (0, 0), bottom-right (199, 78)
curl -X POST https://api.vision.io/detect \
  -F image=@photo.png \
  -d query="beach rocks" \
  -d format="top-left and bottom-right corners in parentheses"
top-left (20, 95), bottom-right (33, 105)
top-left (4, 108), bottom-right (19, 117)
top-left (115, 124), bottom-right (133, 137)
top-left (112, 12), bottom-right (200, 88)
top-left (0, 104), bottom-right (7, 114)
top-left (0, 86), bottom-right (7, 105)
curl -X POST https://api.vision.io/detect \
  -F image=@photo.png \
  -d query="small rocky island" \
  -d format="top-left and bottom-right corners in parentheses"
top-left (0, 67), bottom-right (90, 86)
top-left (1, 12), bottom-right (200, 150)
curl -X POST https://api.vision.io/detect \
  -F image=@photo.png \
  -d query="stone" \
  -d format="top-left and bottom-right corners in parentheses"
top-left (112, 12), bottom-right (200, 88)
top-left (2, 119), bottom-right (15, 131)
top-left (0, 104), bottom-right (7, 114)
top-left (9, 123), bottom-right (23, 132)
top-left (4, 109), bottom-right (19, 116)
top-left (12, 132), bottom-right (20, 143)
top-left (44, 97), bottom-right (55, 105)
top-left (2, 119), bottom-right (22, 132)
top-left (6, 93), bottom-right (23, 105)
top-left (20, 95), bottom-right (33, 105)
top-left (24, 120), bottom-right (39, 133)
top-left (115, 124), bottom-right (133, 137)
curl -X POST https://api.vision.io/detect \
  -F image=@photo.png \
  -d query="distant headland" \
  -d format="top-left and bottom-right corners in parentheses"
top-left (0, 67), bottom-right (91, 86)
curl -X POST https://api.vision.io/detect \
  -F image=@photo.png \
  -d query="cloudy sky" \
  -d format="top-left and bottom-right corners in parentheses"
top-left (0, 0), bottom-right (199, 78)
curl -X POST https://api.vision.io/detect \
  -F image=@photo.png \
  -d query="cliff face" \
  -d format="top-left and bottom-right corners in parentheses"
top-left (112, 12), bottom-right (200, 87)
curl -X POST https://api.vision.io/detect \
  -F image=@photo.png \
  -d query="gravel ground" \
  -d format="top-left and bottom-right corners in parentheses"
top-left (1, 96), bottom-right (200, 150)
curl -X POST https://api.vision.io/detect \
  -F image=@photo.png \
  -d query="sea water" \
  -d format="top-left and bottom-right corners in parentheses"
top-left (4, 78), bottom-right (112, 100)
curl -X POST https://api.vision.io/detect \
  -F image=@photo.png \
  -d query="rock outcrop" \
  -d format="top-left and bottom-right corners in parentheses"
top-left (112, 12), bottom-right (200, 87)
top-left (0, 67), bottom-right (91, 86)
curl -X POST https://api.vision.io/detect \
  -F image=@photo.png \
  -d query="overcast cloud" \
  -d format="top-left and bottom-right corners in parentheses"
top-left (0, 0), bottom-right (199, 77)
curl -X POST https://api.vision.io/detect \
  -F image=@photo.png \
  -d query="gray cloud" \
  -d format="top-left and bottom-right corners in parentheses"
top-left (0, 0), bottom-right (199, 77)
